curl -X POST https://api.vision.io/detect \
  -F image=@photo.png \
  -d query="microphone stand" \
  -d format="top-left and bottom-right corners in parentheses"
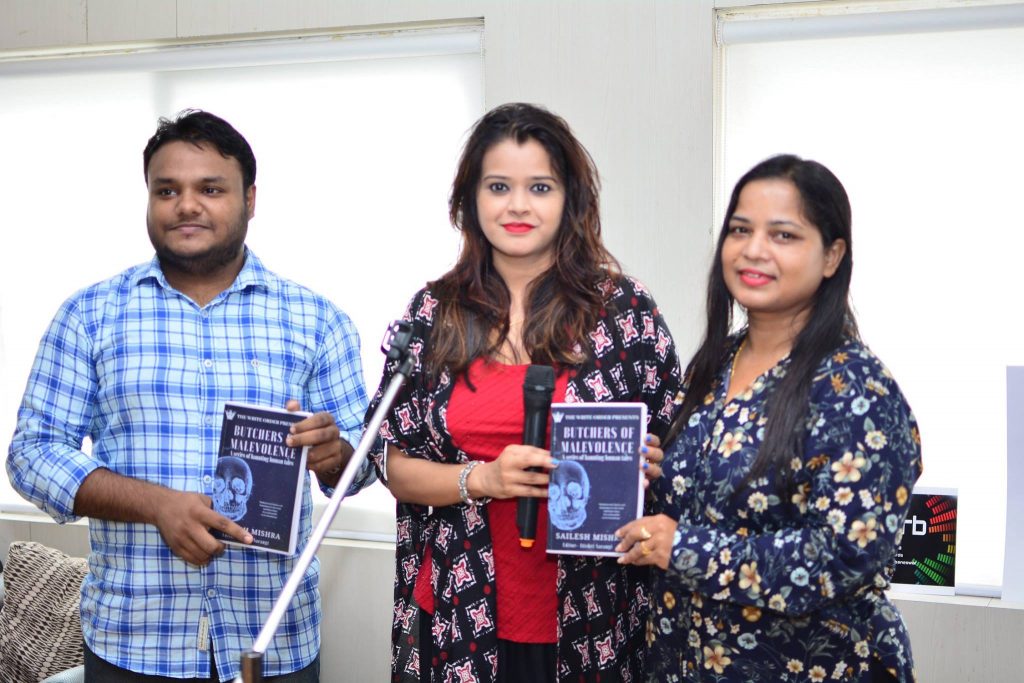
top-left (236, 321), bottom-right (415, 683)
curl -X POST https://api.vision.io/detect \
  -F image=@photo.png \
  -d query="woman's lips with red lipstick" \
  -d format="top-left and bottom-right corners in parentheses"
top-left (739, 269), bottom-right (774, 286)
top-left (502, 222), bottom-right (534, 234)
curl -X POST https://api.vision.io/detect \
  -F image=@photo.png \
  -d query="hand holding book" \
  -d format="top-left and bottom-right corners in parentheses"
top-left (283, 399), bottom-right (352, 488)
top-left (213, 402), bottom-right (312, 556)
top-left (640, 433), bottom-right (665, 487)
top-left (546, 403), bottom-right (649, 557)
top-left (614, 513), bottom-right (678, 570)
top-left (152, 487), bottom-right (254, 565)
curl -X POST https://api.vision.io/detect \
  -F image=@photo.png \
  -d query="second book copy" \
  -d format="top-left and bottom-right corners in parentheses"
top-left (546, 402), bottom-right (646, 556)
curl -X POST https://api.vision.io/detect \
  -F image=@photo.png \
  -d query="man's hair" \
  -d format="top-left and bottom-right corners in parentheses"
top-left (142, 109), bottom-right (256, 189)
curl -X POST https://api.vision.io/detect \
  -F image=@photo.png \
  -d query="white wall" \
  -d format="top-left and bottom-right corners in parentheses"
top-left (2, 1), bottom-right (1021, 681)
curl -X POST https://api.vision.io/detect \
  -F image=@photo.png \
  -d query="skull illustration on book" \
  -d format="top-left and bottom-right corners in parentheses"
top-left (213, 456), bottom-right (253, 521)
top-left (548, 460), bottom-right (590, 531)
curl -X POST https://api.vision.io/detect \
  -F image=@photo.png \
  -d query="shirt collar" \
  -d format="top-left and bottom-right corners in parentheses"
top-left (131, 247), bottom-right (275, 295)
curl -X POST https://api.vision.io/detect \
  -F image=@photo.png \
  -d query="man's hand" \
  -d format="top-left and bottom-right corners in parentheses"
top-left (285, 399), bottom-right (353, 488)
top-left (74, 468), bottom-right (252, 567)
top-left (151, 489), bottom-right (253, 566)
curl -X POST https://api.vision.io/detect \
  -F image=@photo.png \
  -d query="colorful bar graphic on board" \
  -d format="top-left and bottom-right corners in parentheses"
top-left (892, 486), bottom-right (957, 594)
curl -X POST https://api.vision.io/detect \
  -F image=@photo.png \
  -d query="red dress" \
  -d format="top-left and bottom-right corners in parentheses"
top-left (414, 358), bottom-right (568, 643)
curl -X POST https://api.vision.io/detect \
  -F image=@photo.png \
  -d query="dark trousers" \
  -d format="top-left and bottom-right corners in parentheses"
top-left (495, 640), bottom-right (557, 683)
top-left (84, 643), bottom-right (320, 683)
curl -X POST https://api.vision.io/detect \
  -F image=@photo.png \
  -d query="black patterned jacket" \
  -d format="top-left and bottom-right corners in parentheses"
top-left (367, 275), bottom-right (682, 683)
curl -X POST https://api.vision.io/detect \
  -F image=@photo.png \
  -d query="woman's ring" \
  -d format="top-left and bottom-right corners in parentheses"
top-left (639, 540), bottom-right (652, 556)
top-left (640, 526), bottom-right (652, 540)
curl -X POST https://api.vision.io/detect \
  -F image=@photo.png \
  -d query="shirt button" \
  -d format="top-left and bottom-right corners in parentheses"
top-left (204, 416), bottom-right (214, 426)
top-left (203, 359), bottom-right (213, 368)
top-left (207, 589), bottom-right (217, 598)
top-left (203, 475), bottom-right (212, 484)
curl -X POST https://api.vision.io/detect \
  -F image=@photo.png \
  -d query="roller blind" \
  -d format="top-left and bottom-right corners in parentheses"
top-left (717, 6), bottom-right (1024, 590)
top-left (0, 27), bottom-right (484, 535)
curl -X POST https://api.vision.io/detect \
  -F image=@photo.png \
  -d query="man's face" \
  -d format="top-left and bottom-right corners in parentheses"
top-left (146, 140), bottom-right (255, 277)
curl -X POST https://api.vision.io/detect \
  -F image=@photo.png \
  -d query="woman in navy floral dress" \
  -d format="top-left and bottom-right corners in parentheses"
top-left (617, 155), bottom-right (922, 682)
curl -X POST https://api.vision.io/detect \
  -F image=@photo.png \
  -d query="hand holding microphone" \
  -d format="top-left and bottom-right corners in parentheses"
top-left (517, 365), bottom-right (555, 548)
top-left (455, 365), bottom-right (555, 544)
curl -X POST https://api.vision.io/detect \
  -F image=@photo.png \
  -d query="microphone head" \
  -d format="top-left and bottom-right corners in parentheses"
top-left (524, 364), bottom-right (555, 392)
top-left (523, 364), bottom-right (555, 413)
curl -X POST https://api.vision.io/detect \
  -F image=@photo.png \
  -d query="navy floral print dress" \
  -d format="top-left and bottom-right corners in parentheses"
top-left (649, 337), bottom-right (922, 682)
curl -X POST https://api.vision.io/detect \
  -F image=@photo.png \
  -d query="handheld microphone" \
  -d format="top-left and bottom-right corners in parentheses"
top-left (517, 365), bottom-right (555, 549)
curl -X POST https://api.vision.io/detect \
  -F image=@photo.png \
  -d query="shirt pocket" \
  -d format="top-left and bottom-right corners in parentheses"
top-left (220, 352), bottom-right (307, 408)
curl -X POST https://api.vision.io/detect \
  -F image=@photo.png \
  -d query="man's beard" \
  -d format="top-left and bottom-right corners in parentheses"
top-left (151, 213), bottom-right (248, 276)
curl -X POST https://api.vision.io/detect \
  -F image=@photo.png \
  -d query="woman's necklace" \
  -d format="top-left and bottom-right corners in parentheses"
top-left (729, 337), bottom-right (747, 388)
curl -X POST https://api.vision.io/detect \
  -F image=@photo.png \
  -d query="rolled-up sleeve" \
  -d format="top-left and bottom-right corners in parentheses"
top-left (7, 299), bottom-right (101, 523)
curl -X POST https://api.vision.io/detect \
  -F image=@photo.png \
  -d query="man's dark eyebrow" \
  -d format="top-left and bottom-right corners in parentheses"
top-left (151, 175), bottom-right (228, 184)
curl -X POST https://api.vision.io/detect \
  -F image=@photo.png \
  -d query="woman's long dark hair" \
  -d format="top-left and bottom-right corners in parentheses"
top-left (426, 103), bottom-right (620, 378)
top-left (667, 154), bottom-right (858, 493)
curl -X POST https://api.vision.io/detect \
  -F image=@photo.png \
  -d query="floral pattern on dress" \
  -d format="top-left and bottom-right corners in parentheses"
top-left (649, 338), bottom-right (922, 682)
top-left (369, 276), bottom-right (683, 683)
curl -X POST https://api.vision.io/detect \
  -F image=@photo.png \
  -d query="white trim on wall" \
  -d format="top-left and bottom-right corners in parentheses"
top-left (717, 2), bottom-right (1024, 45)
top-left (0, 23), bottom-right (482, 74)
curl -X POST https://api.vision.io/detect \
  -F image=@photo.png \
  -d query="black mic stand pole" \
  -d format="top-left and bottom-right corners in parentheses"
top-left (236, 321), bottom-right (415, 683)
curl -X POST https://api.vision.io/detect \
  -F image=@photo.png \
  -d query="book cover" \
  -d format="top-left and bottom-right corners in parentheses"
top-left (892, 486), bottom-right (957, 594)
top-left (546, 402), bottom-right (646, 556)
top-left (211, 402), bottom-right (310, 556)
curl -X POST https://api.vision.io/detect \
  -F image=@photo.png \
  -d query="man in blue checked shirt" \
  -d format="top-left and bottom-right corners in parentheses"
top-left (7, 110), bottom-right (374, 682)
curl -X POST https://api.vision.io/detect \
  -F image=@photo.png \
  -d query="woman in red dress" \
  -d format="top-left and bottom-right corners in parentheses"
top-left (368, 103), bottom-right (682, 683)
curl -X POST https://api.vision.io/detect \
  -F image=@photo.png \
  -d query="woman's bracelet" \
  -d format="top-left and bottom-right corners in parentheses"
top-left (458, 460), bottom-right (490, 506)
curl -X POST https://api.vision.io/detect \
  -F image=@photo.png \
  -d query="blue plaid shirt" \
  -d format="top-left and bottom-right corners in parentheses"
top-left (7, 250), bottom-right (373, 679)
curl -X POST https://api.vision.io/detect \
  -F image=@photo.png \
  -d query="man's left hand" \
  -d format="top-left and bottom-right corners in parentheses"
top-left (285, 399), bottom-right (353, 488)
